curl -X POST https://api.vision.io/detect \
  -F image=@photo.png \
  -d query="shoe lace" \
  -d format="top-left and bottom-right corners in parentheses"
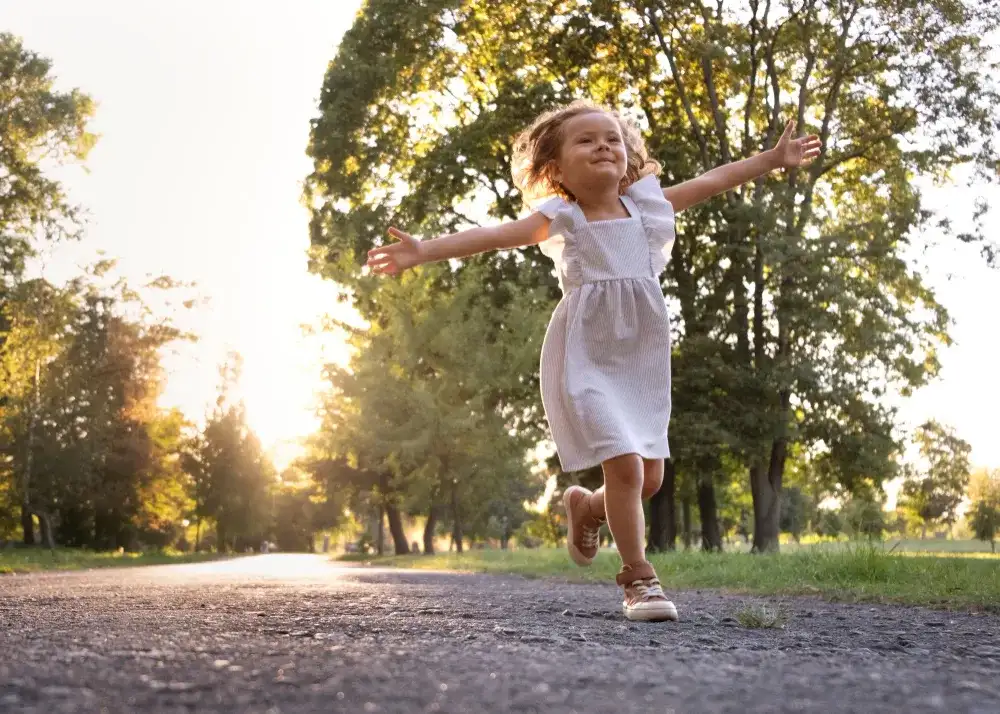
top-left (630, 577), bottom-right (666, 601)
top-left (581, 521), bottom-right (601, 548)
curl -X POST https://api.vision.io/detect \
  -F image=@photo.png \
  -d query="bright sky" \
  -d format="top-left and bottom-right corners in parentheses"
top-left (6, 1), bottom-right (366, 469)
top-left (6, 2), bottom-right (998, 477)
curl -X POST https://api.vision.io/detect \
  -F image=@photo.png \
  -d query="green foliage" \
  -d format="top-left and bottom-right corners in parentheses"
top-left (899, 420), bottom-right (973, 534)
top-left (779, 486), bottom-right (811, 542)
top-left (0, 265), bottom-right (193, 549)
top-left (184, 354), bottom-right (275, 552)
top-left (309, 261), bottom-right (547, 545)
top-left (814, 509), bottom-right (844, 539)
top-left (306, 0), bottom-right (999, 544)
top-left (0, 33), bottom-right (96, 281)
top-left (271, 470), bottom-right (319, 552)
top-left (968, 469), bottom-right (1000, 553)
top-left (842, 496), bottom-right (888, 540)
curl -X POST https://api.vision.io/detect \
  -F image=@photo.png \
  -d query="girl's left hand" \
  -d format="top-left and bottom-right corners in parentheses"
top-left (774, 120), bottom-right (822, 169)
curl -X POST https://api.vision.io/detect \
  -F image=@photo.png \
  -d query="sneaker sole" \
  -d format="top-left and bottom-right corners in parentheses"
top-left (562, 488), bottom-right (594, 567)
top-left (623, 601), bottom-right (679, 622)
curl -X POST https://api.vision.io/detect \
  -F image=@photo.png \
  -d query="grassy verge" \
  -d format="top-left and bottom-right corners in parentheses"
top-left (339, 545), bottom-right (1000, 611)
top-left (0, 548), bottom-right (237, 575)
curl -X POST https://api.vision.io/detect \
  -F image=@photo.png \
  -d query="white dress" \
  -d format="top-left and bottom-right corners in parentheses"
top-left (536, 174), bottom-right (676, 472)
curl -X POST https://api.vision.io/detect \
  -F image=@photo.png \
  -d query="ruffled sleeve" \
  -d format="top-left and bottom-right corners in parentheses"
top-left (535, 195), bottom-right (568, 220)
top-left (626, 174), bottom-right (676, 275)
top-left (532, 195), bottom-right (582, 292)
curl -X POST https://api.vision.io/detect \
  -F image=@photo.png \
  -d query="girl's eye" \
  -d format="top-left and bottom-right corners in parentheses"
top-left (579, 137), bottom-right (592, 143)
top-left (608, 136), bottom-right (622, 143)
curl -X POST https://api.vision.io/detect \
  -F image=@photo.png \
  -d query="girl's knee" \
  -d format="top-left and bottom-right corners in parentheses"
top-left (641, 479), bottom-right (662, 500)
top-left (602, 454), bottom-right (644, 490)
top-left (641, 461), bottom-right (664, 500)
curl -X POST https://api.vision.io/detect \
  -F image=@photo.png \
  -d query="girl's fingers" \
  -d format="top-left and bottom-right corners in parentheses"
top-left (388, 226), bottom-right (415, 243)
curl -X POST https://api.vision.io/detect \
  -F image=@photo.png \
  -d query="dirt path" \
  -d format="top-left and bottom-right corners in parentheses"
top-left (2, 554), bottom-right (998, 713)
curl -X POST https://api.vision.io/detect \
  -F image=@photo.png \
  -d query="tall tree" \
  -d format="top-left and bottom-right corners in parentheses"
top-left (0, 33), bottom-right (95, 283)
top-left (968, 468), bottom-right (1000, 553)
top-left (312, 261), bottom-right (547, 554)
top-left (306, 1), bottom-right (1000, 553)
top-left (1, 265), bottom-right (191, 548)
top-left (0, 33), bottom-right (96, 543)
top-left (898, 420), bottom-right (972, 538)
top-left (186, 354), bottom-right (275, 552)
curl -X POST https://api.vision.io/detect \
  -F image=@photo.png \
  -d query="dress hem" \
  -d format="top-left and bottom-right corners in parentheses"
top-left (557, 444), bottom-right (671, 473)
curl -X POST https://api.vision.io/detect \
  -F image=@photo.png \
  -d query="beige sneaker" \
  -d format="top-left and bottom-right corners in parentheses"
top-left (616, 561), bottom-right (678, 622)
top-left (562, 485), bottom-right (605, 566)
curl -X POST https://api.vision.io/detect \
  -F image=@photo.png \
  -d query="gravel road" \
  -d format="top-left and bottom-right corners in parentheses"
top-left (2, 554), bottom-right (999, 713)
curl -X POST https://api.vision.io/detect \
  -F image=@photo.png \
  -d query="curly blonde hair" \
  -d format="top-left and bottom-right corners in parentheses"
top-left (512, 100), bottom-right (661, 205)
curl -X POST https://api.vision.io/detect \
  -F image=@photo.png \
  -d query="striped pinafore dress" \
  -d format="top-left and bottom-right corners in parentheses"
top-left (535, 174), bottom-right (676, 472)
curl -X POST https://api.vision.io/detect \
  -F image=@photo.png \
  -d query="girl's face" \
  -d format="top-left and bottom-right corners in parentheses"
top-left (553, 111), bottom-right (627, 196)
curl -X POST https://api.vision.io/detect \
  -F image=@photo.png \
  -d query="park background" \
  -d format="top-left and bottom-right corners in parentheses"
top-left (2, 2), bottom-right (999, 596)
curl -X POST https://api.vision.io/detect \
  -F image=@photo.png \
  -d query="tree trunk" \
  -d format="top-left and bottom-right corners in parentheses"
top-left (217, 522), bottom-right (228, 553)
top-left (21, 359), bottom-right (41, 547)
top-left (376, 505), bottom-right (385, 556)
top-left (681, 496), bottom-right (692, 550)
top-left (698, 476), bottom-right (723, 552)
top-left (21, 502), bottom-right (35, 545)
top-left (385, 504), bottom-right (409, 555)
top-left (647, 459), bottom-right (677, 552)
top-left (451, 483), bottom-right (463, 554)
top-left (423, 506), bottom-right (438, 555)
top-left (36, 511), bottom-right (55, 549)
top-left (750, 435), bottom-right (787, 553)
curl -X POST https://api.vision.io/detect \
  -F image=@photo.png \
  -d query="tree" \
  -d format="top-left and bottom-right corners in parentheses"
top-left (306, 1), bottom-right (1000, 555)
top-left (0, 33), bottom-right (96, 282)
top-left (311, 261), bottom-right (546, 555)
top-left (779, 486), bottom-right (811, 543)
top-left (0, 278), bottom-right (79, 545)
top-left (0, 265), bottom-right (192, 549)
top-left (968, 468), bottom-right (1000, 553)
top-left (814, 509), bottom-right (843, 539)
top-left (842, 495), bottom-right (887, 540)
top-left (899, 421), bottom-right (972, 538)
top-left (0, 33), bottom-right (96, 543)
top-left (185, 354), bottom-right (275, 552)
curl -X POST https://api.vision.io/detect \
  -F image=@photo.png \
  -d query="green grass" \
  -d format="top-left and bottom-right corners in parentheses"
top-left (339, 543), bottom-right (1000, 611)
top-left (734, 602), bottom-right (789, 629)
top-left (0, 547), bottom-right (237, 575)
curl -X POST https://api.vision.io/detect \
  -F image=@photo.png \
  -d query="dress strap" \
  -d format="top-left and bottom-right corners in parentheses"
top-left (619, 194), bottom-right (640, 220)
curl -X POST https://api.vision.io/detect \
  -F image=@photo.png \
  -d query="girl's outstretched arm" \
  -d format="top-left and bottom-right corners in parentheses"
top-left (663, 120), bottom-right (821, 213)
top-left (366, 212), bottom-right (550, 276)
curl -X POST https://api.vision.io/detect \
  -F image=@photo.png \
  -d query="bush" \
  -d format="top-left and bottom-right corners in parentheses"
top-left (843, 498), bottom-right (887, 539)
top-left (969, 500), bottom-right (999, 553)
top-left (814, 509), bottom-right (843, 539)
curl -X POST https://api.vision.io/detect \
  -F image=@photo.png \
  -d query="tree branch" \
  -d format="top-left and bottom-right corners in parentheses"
top-left (642, 1), bottom-right (713, 171)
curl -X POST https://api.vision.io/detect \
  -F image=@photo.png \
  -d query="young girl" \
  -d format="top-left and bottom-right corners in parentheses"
top-left (366, 100), bottom-right (820, 622)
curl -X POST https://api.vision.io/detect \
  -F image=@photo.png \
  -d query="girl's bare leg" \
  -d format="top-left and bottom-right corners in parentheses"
top-left (594, 453), bottom-right (645, 566)
top-left (588, 457), bottom-right (664, 521)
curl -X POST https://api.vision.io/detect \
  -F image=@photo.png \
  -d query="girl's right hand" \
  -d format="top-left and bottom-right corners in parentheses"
top-left (366, 227), bottom-right (425, 275)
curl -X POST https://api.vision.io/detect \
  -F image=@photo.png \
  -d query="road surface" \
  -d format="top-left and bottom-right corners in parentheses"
top-left (2, 554), bottom-right (999, 713)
